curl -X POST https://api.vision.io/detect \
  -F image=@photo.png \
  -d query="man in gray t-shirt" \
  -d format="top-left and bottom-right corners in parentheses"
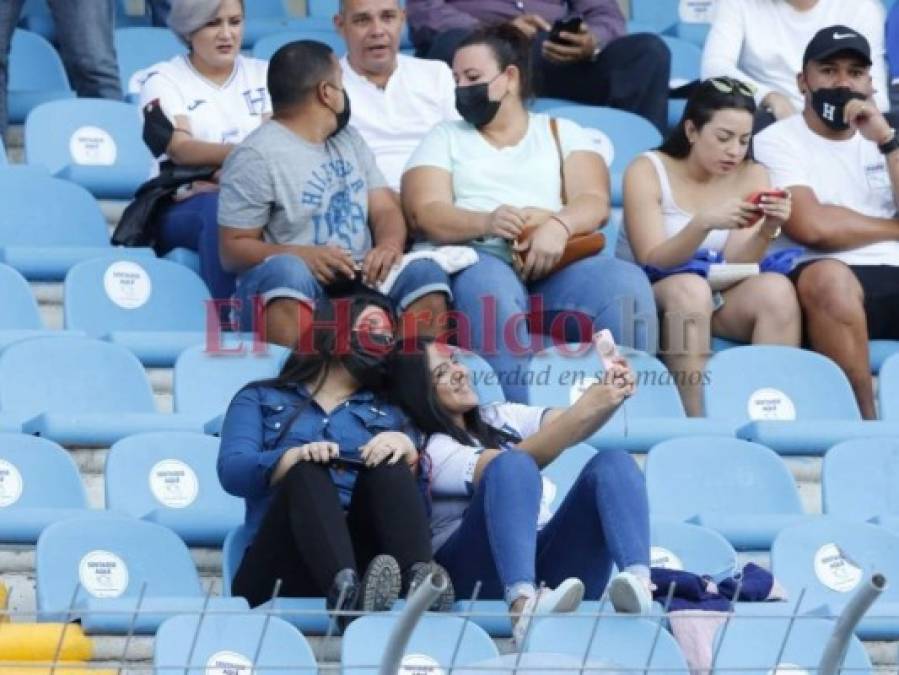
top-left (218, 40), bottom-right (450, 346)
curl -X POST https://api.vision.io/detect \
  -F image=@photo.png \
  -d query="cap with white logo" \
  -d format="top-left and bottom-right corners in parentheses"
top-left (803, 25), bottom-right (872, 68)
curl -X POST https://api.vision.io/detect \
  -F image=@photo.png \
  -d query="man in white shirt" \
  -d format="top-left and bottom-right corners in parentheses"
top-left (702, 0), bottom-right (887, 129)
top-left (335, 0), bottom-right (458, 191)
top-left (754, 27), bottom-right (899, 419)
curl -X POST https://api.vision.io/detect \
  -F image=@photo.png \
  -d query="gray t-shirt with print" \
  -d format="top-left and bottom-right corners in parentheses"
top-left (218, 120), bottom-right (387, 260)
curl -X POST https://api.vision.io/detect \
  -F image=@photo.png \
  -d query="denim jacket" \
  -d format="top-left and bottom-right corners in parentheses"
top-left (217, 382), bottom-right (418, 545)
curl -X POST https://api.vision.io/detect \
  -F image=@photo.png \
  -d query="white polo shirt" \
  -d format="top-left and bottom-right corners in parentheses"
top-left (341, 53), bottom-right (458, 191)
top-left (137, 54), bottom-right (271, 174)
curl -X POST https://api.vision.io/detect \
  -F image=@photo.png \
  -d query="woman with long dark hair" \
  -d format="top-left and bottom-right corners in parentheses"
top-left (217, 288), bottom-right (452, 625)
top-left (389, 337), bottom-right (652, 645)
top-left (621, 77), bottom-right (800, 416)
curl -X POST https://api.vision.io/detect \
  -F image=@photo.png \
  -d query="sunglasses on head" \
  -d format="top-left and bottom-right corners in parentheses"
top-left (709, 77), bottom-right (757, 97)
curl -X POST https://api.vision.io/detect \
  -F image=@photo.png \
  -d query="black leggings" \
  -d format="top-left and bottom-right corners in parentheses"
top-left (232, 461), bottom-right (432, 608)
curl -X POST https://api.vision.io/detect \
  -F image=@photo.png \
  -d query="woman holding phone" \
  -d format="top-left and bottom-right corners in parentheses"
top-left (621, 77), bottom-right (801, 416)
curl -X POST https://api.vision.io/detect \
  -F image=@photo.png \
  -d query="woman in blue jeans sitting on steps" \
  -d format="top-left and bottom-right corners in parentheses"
top-left (390, 337), bottom-right (652, 644)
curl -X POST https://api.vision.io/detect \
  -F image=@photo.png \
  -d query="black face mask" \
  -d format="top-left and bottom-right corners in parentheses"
top-left (341, 331), bottom-right (393, 388)
top-left (811, 86), bottom-right (867, 131)
top-left (330, 88), bottom-right (352, 138)
top-left (455, 80), bottom-right (502, 128)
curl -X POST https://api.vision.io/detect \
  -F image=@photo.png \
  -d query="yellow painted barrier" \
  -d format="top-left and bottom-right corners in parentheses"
top-left (0, 624), bottom-right (92, 661)
top-left (0, 667), bottom-right (118, 675)
top-left (0, 583), bottom-right (7, 624)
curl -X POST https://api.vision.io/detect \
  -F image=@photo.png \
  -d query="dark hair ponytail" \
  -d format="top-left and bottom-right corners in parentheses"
top-left (457, 23), bottom-right (534, 103)
top-left (659, 77), bottom-right (757, 159)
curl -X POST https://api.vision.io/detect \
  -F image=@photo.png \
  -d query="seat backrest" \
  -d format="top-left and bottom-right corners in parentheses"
top-left (0, 136), bottom-right (6, 166)
top-left (64, 257), bottom-right (210, 336)
top-left (542, 443), bottom-right (596, 513)
top-left (771, 518), bottom-right (899, 609)
top-left (0, 171), bottom-right (109, 247)
top-left (25, 99), bottom-right (153, 178)
top-left (307, 0), bottom-right (340, 18)
top-left (173, 344), bottom-right (290, 420)
top-left (36, 516), bottom-right (203, 616)
top-left (645, 437), bottom-right (803, 520)
top-left (823, 437), bottom-right (899, 520)
top-left (9, 29), bottom-right (70, 93)
top-left (528, 346), bottom-right (687, 430)
top-left (712, 617), bottom-right (872, 674)
top-left (0, 433), bottom-right (87, 510)
top-left (880, 353), bottom-right (899, 420)
top-left (525, 615), bottom-right (688, 673)
top-left (704, 345), bottom-right (862, 422)
top-left (155, 613), bottom-right (316, 675)
top-left (631, 0), bottom-right (678, 27)
top-left (221, 525), bottom-right (252, 594)
top-left (650, 520), bottom-right (738, 579)
top-left (114, 28), bottom-right (186, 95)
top-left (245, 0), bottom-right (291, 20)
top-left (660, 35), bottom-right (702, 85)
top-left (105, 432), bottom-right (241, 520)
top-left (458, 349), bottom-right (506, 404)
top-left (252, 30), bottom-right (346, 60)
top-left (342, 614), bottom-right (499, 675)
top-left (543, 106), bottom-right (662, 177)
top-left (0, 263), bottom-right (43, 329)
top-left (0, 337), bottom-right (156, 420)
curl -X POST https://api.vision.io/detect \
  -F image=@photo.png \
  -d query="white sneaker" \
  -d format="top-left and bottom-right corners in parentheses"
top-left (511, 577), bottom-right (585, 647)
top-left (608, 571), bottom-right (653, 615)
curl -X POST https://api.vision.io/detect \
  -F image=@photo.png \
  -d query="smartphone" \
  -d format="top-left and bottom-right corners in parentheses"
top-left (747, 190), bottom-right (789, 205)
top-left (593, 329), bottom-right (619, 371)
top-left (549, 15), bottom-right (583, 43)
top-left (330, 455), bottom-right (367, 471)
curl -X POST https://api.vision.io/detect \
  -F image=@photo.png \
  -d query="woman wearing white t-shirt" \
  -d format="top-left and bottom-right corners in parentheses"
top-left (138, 0), bottom-right (271, 301)
top-left (390, 338), bottom-right (651, 645)
top-left (621, 78), bottom-right (800, 417)
top-left (402, 24), bottom-right (655, 403)
top-left (702, 0), bottom-right (888, 129)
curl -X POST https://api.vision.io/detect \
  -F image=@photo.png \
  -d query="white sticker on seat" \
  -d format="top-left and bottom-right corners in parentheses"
top-left (206, 650), bottom-right (253, 674)
top-left (570, 377), bottom-right (601, 405)
top-left (747, 388), bottom-right (796, 421)
top-left (79, 550), bottom-right (129, 598)
top-left (399, 654), bottom-right (444, 675)
top-left (104, 260), bottom-right (152, 309)
top-left (767, 666), bottom-right (810, 675)
top-left (581, 128), bottom-right (615, 167)
top-left (679, 0), bottom-right (717, 23)
top-left (814, 543), bottom-right (862, 593)
top-left (69, 126), bottom-right (117, 165)
top-left (149, 459), bottom-right (199, 509)
top-left (538, 476), bottom-right (557, 527)
top-left (0, 459), bottom-right (23, 507)
top-left (651, 546), bottom-right (684, 570)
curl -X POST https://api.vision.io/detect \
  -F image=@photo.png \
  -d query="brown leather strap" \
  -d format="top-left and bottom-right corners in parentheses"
top-left (549, 117), bottom-right (567, 205)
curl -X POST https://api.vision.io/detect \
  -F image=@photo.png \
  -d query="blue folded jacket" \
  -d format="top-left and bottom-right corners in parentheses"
top-left (643, 247), bottom-right (804, 283)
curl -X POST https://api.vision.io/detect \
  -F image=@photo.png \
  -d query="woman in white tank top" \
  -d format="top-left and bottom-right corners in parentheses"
top-left (622, 77), bottom-right (801, 416)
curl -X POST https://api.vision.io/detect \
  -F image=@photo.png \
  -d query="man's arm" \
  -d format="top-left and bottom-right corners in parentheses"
top-left (363, 188), bottom-right (406, 284)
top-left (785, 187), bottom-right (899, 250)
top-left (568, 0), bottom-right (625, 48)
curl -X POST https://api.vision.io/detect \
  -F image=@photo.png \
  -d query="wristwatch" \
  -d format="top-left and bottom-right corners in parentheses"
top-left (878, 129), bottom-right (899, 156)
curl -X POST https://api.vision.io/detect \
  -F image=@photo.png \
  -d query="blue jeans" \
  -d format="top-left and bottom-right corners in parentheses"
top-left (0, 0), bottom-right (121, 133)
top-left (233, 253), bottom-right (452, 330)
top-left (156, 192), bottom-right (236, 303)
top-left (451, 253), bottom-right (657, 402)
top-left (435, 450), bottom-right (650, 602)
top-left (145, 0), bottom-right (171, 26)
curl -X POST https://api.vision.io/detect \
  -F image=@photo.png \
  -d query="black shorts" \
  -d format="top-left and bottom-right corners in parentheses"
top-left (790, 261), bottom-right (899, 339)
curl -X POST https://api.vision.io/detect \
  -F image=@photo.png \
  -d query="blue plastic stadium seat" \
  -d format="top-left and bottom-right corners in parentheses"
top-left (630, 0), bottom-right (678, 33)
top-left (114, 27), bottom-right (186, 97)
top-left (704, 345), bottom-right (899, 454)
top-left (222, 525), bottom-right (331, 634)
top-left (174, 344), bottom-right (291, 434)
top-left (661, 35), bottom-right (702, 128)
top-left (674, 22), bottom-right (711, 47)
top-left (308, 0), bottom-right (341, 18)
top-left (524, 614), bottom-right (688, 672)
top-left (645, 437), bottom-right (808, 550)
top-left (0, 171), bottom-right (153, 281)
top-left (712, 616), bottom-right (872, 675)
top-left (25, 99), bottom-right (153, 199)
top-left (105, 432), bottom-right (242, 546)
top-left (64, 257), bottom-right (211, 367)
top-left (880, 353), bottom-right (899, 419)
top-left (771, 518), bottom-right (899, 640)
top-left (823, 437), bottom-right (899, 535)
top-left (530, 97), bottom-right (576, 113)
top-left (8, 29), bottom-right (74, 124)
top-left (0, 136), bottom-right (6, 165)
top-left (252, 30), bottom-right (346, 60)
top-left (871, 340), bottom-right (899, 374)
top-left (242, 0), bottom-right (294, 46)
top-left (458, 348), bottom-right (506, 404)
top-left (162, 247), bottom-right (201, 275)
top-left (544, 106), bottom-right (662, 206)
top-left (0, 433), bottom-right (95, 543)
top-left (36, 515), bottom-right (248, 634)
top-left (18, 0), bottom-right (55, 41)
top-left (342, 614), bottom-right (498, 674)
top-left (0, 336), bottom-right (204, 446)
top-left (0, 262), bottom-right (85, 349)
top-left (650, 519), bottom-right (738, 580)
top-left (155, 613), bottom-right (317, 674)
top-left (527, 345), bottom-right (736, 452)
top-left (541, 443), bottom-right (596, 513)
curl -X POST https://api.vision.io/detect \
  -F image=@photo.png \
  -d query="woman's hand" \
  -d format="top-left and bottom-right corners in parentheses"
top-left (485, 205), bottom-right (526, 240)
top-left (694, 198), bottom-right (762, 232)
top-left (270, 442), bottom-right (339, 485)
top-left (173, 180), bottom-right (219, 203)
top-left (360, 432), bottom-right (417, 467)
top-left (757, 190), bottom-right (791, 230)
top-left (517, 218), bottom-right (568, 281)
top-left (577, 356), bottom-right (636, 412)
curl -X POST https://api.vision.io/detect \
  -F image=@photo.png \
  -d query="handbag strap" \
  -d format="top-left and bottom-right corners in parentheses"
top-left (549, 117), bottom-right (567, 205)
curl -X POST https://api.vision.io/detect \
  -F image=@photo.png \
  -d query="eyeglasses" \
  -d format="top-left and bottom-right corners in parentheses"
top-left (709, 77), bottom-right (757, 97)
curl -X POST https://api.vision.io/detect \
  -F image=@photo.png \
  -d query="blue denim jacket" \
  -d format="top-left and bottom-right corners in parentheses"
top-left (217, 382), bottom-right (416, 545)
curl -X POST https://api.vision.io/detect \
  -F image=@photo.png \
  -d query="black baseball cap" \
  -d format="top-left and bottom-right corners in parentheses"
top-left (803, 25), bottom-right (872, 67)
